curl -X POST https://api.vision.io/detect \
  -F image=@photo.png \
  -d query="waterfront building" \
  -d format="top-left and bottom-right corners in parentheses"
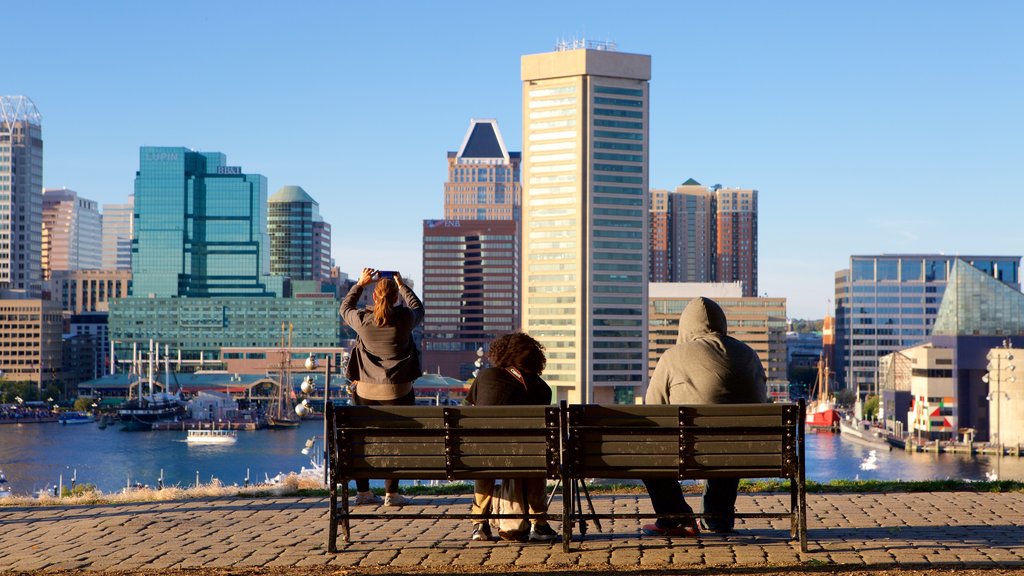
top-left (834, 254), bottom-right (1020, 396)
top-left (110, 147), bottom-right (335, 365)
top-left (983, 346), bottom-right (1024, 450)
top-left (0, 96), bottom-right (43, 296)
top-left (268, 186), bottom-right (332, 282)
top-left (648, 282), bottom-right (788, 401)
top-left (0, 298), bottom-right (63, 388)
top-left (443, 119), bottom-right (521, 221)
top-left (521, 42), bottom-right (650, 404)
top-left (131, 147), bottom-right (280, 299)
top-left (900, 343), bottom-right (956, 441)
top-left (421, 219), bottom-right (519, 379)
top-left (69, 312), bottom-right (109, 381)
top-left (101, 196), bottom-right (133, 271)
top-left (42, 188), bottom-right (102, 278)
top-left (715, 187), bottom-right (757, 297)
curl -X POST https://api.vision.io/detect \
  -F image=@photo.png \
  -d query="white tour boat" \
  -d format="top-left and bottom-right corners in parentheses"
top-left (185, 429), bottom-right (238, 444)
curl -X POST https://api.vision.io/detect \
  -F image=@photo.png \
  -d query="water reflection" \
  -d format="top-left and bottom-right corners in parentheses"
top-left (1, 423), bottom-right (1022, 496)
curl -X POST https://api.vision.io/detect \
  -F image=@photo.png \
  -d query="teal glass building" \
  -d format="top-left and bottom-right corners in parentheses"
top-left (109, 147), bottom-right (339, 366)
top-left (132, 147), bottom-right (281, 298)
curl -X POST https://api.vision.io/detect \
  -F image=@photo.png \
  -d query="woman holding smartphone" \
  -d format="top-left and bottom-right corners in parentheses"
top-left (341, 267), bottom-right (424, 506)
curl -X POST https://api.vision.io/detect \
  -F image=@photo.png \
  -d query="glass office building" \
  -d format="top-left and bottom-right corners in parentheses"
top-left (268, 185), bottom-right (331, 281)
top-left (132, 147), bottom-right (279, 298)
top-left (834, 254), bottom-right (1021, 396)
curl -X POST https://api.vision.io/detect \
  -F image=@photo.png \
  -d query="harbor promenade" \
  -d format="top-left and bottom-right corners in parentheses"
top-left (1, 491), bottom-right (1023, 574)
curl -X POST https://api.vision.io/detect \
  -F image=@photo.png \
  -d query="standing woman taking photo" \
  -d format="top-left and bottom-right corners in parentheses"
top-left (341, 267), bottom-right (424, 506)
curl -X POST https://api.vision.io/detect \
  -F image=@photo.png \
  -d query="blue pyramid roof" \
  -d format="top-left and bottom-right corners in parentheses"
top-left (456, 119), bottom-right (509, 160)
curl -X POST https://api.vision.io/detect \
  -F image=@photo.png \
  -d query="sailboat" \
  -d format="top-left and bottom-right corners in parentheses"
top-left (118, 341), bottom-right (186, 431)
top-left (266, 323), bottom-right (301, 429)
top-left (806, 352), bottom-right (841, 430)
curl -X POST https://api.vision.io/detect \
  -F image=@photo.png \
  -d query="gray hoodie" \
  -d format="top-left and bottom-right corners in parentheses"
top-left (645, 297), bottom-right (767, 406)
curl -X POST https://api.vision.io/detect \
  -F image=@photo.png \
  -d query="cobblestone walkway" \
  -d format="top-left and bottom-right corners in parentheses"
top-left (1, 492), bottom-right (1023, 572)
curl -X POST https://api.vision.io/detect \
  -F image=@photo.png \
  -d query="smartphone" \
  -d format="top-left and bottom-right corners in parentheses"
top-left (376, 270), bottom-right (397, 280)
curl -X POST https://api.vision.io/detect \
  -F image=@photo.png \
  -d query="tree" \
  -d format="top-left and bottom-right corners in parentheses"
top-left (863, 395), bottom-right (880, 421)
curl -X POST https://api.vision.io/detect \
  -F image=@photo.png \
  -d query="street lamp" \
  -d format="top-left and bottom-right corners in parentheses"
top-left (984, 341), bottom-right (1015, 480)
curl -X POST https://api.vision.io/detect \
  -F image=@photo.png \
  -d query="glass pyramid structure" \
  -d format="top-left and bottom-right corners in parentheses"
top-left (932, 259), bottom-right (1024, 336)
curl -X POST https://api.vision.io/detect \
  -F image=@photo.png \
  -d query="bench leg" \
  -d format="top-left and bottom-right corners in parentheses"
top-left (341, 481), bottom-right (351, 544)
top-left (789, 478), bottom-right (798, 537)
top-left (561, 477), bottom-right (572, 552)
top-left (798, 478), bottom-right (808, 552)
top-left (328, 479), bottom-right (339, 552)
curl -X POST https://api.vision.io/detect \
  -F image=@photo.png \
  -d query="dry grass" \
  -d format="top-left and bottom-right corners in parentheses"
top-left (0, 472), bottom-right (326, 507)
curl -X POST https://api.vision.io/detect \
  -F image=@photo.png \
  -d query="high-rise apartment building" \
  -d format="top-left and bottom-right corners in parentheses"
top-left (522, 43), bottom-right (650, 404)
top-left (423, 120), bottom-right (521, 378)
top-left (648, 188), bottom-right (670, 281)
top-left (834, 254), bottom-right (1020, 396)
top-left (42, 188), bottom-right (102, 278)
top-left (131, 147), bottom-right (280, 298)
top-left (268, 185), bottom-right (332, 281)
top-left (0, 298), bottom-right (63, 388)
top-left (101, 196), bottom-right (133, 271)
top-left (0, 96), bottom-right (43, 296)
top-left (422, 219), bottom-right (519, 379)
top-left (443, 119), bottom-right (521, 220)
top-left (716, 187), bottom-right (758, 297)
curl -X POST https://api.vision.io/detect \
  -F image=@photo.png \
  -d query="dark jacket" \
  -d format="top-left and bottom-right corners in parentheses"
top-left (646, 297), bottom-right (767, 405)
top-left (467, 367), bottom-right (552, 406)
top-left (341, 283), bottom-right (424, 385)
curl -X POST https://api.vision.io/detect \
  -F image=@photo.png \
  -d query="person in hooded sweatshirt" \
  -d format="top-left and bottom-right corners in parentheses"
top-left (642, 296), bottom-right (767, 537)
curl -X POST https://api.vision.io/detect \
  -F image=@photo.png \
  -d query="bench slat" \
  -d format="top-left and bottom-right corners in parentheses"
top-left (350, 455), bottom-right (549, 470)
top-left (355, 441), bottom-right (549, 456)
top-left (578, 440), bottom-right (784, 455)
top-left (578, 454), bottom-right (783, 469)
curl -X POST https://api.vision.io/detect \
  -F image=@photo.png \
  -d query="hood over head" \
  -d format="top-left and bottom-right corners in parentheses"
top-left (677, 297), bottom-right (728, 344)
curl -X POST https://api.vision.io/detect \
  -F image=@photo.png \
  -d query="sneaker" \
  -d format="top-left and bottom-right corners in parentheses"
top-left (497, 529), bottom-right (529, 542)
top-left (471, 524), bottom-right (493, 541)
top-left (354, 491), bottom-right (382, 505)
top-left (384, 493), bottom-right (410, 506)
top-left (698, 518), bottom-right (736, 534)
top-left (641, 523), bottom-right (700, 537)
top-left (528, 523), bottom-right (559, 542)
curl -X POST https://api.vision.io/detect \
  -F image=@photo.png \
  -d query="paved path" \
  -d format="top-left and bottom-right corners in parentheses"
top-left (1, 492), bottom-right (1023, 573)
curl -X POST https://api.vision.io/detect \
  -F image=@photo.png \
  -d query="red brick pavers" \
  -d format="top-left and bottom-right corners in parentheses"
top-left (0, 492), bottom-right (1022, 572)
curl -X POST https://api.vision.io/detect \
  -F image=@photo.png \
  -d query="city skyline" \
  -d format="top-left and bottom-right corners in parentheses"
top-left (4, 2), bottom-right (1023, 317)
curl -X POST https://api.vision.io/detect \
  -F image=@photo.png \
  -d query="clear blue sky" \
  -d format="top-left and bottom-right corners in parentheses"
top-left (5, 1), bottom-right (1022, 318)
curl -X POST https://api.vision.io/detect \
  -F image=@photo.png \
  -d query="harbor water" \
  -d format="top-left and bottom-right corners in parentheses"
top-left (1, 422), bottom-right (1022, 496)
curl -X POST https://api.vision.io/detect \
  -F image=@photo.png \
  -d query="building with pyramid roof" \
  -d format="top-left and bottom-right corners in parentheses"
top-left (884, 259), bottom-right (1024, 441)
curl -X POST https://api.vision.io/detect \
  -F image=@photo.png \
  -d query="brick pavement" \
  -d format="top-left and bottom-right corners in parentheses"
top-left (1, 492), bottom-right (1022, 572)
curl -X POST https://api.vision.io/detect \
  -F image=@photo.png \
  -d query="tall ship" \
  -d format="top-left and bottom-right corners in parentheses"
top-left (806, 314), bottom-right (841, 430)
top-left (118, 341), bottom-right (187, 431)
top-left (265, 324), bottom-right (301, 429)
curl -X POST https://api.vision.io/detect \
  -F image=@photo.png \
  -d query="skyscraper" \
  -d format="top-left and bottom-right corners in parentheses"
top-left (131, 147), bottom-right (279, 298)
top-left (102, 195), bottom-right (134, 271)
top-left (0, 95), bottom-right (43, 296)
top-left (648, 188), bottom-right (671, 282)
top-left (422, 119), bottom-right (521, 378)
top-left (42, 188), bottom-right (102, 278)
top-left (715, 186), bottom-right (758, 297)
top-left (268, 185), bottom-right (332, 281)
top-left (521, 43), bottom-right (650, 404)
top-left (443, 119), bottom-right (521, 220)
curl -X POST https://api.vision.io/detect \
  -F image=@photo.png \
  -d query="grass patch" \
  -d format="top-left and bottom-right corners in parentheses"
top-left (4, 476), bottom-right (1021, 507)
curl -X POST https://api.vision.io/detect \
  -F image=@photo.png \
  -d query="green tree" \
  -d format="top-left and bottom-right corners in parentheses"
top-left (863, 395), bottom-right (880, 420)
top-left (73, 397), bottom-right (94, 412)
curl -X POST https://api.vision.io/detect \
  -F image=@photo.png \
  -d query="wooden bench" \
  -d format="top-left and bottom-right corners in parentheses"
top-left (325, 401), bottom-right (806, 552)
top-left (565, 401), bottom-right (807, 551)
top-left (325, 403), bottom-right (562, 552)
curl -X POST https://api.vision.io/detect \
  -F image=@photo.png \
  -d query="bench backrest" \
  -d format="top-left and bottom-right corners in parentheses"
top-left (328, 404), bottom-right (560, 481)
top-left (566, 403), bottom-right (801, 480)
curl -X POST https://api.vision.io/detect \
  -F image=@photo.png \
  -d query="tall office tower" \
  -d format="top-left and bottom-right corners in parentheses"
top-left (715, 187), bottom-right (757, 297)
top-left (0, 96), bottom-right (43, 296)
top-left (131, 147), bottom-right (279, 298)
top-left (42, 188), bottom-right (102, 278)
top-left (422, 220), bottom-right (519, 379)
top-left (672, 179), bottom-right (716, 283)
top-left (833, 254), bottom-right (1020, 397)
top-left (443, 119), bottom-right (521, 220)
top-left (102, 195), bottom-right (134, 270)
top-left (522, 43), bottom-right (650, 404)
top-left (423, 120), bottom-right (522, 377)
top-left (268, 185), bottom-right (332, 281)
top-left (648, 188), bottom-right (671, 281)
